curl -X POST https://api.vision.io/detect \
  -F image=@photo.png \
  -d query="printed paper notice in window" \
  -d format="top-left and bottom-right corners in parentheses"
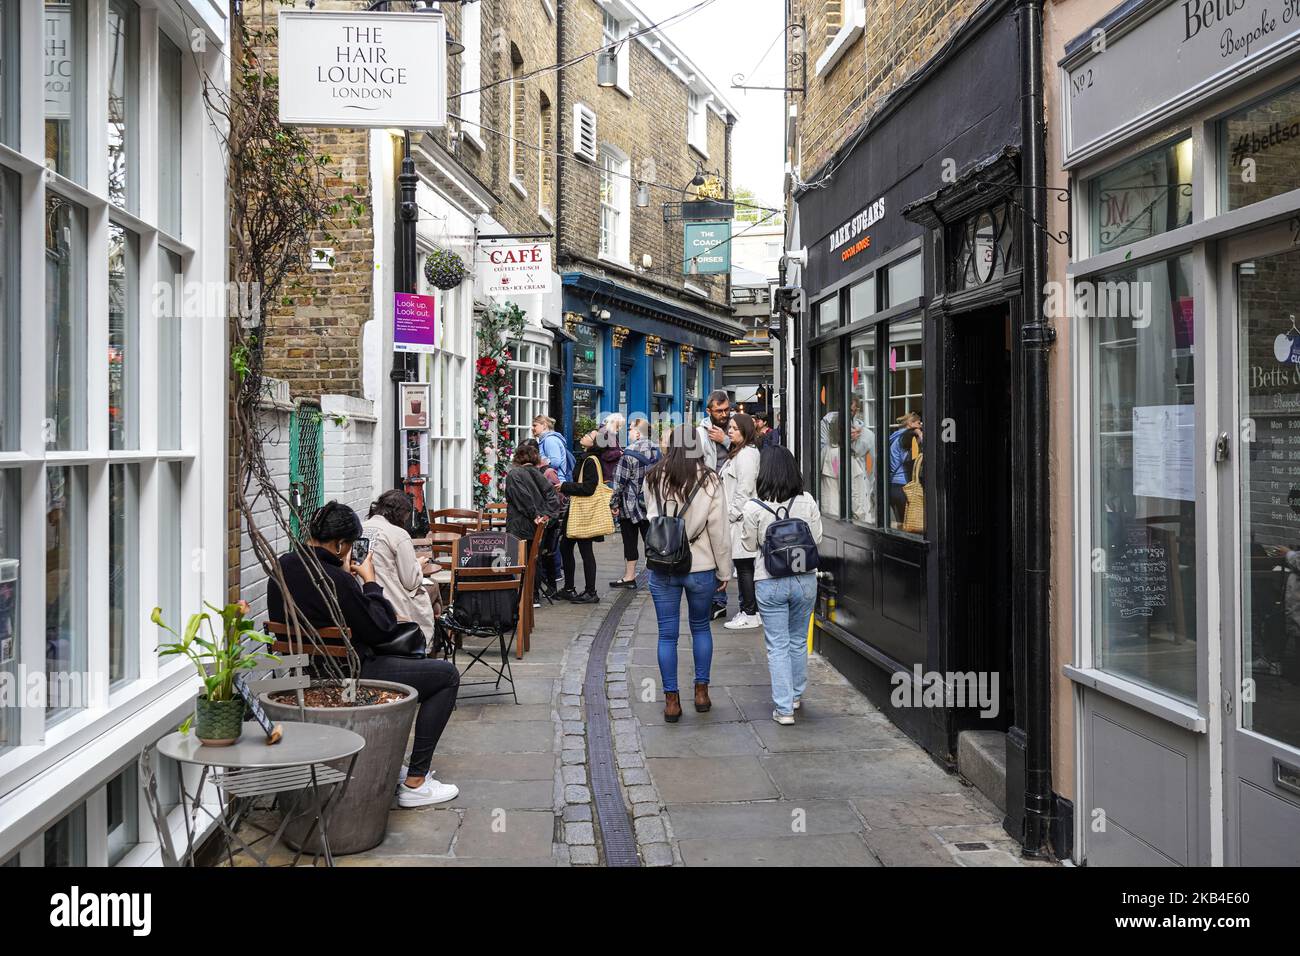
top-left (1132, 404), bottom-right (1194, 502)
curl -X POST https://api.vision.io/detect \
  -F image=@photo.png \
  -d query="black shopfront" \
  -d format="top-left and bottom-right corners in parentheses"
top-left (791, 0), bottom-right (1058, 852)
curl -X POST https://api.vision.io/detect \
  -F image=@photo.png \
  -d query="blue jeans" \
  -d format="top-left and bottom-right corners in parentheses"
top-left (649, 569), bottom-right (717, 693)
top-left (755, 573), bottom-right (818, 715)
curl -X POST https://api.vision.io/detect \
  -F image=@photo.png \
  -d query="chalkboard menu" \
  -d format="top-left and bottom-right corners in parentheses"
top-left (234, 673), bottom-right (281, 744)
top-left (1103, 521), bottom-right (1172, 621)
top-left (458, 531), bottom-right (520, 565)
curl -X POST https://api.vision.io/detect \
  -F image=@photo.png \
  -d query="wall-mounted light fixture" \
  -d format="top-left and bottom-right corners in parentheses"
top-left (636, 182), bottom-right (650, 207)
top-left (597, 48), bottom-right (619, 87)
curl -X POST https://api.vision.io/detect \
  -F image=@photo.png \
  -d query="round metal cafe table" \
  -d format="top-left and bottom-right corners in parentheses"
top-left (156, 721), bottom-right (365, 867)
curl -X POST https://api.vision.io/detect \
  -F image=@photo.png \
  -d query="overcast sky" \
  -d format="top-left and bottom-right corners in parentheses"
top-left (634, 0), bottom-right (786, 209)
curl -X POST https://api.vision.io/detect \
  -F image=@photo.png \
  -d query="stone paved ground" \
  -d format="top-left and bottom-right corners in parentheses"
top-left (287, 539), bottom-right (1050, 867)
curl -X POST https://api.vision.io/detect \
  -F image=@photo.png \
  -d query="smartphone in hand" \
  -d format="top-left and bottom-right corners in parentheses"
top-left (351, 537), bottom-right (371, 565)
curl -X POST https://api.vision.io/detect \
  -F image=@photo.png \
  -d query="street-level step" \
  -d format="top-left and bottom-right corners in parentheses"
top-left (957, 730), bottom-right (1007, 814)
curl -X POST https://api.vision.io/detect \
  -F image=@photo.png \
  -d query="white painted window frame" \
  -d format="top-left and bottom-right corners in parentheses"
top-left (598, 145), bottom-right (631, 265)
top-left (0, 0), bottom-right (227, 861)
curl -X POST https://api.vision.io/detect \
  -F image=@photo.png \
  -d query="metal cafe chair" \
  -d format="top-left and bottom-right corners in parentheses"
top-left (430, 508), bottom-right (484, 531)
top-left (437, 534), bottom-right (527, 703)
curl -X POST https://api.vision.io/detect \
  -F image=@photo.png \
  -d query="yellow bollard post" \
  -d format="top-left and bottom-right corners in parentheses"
top-left (807, 611), bottom-right (815, 653)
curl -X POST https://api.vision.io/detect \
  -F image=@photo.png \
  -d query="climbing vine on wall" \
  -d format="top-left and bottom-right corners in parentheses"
top-left (472, 301), bottom-right (527, 509)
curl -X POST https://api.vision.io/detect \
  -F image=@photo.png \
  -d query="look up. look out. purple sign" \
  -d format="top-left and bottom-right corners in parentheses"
top-left (394, 292), bottom-right (437, 353)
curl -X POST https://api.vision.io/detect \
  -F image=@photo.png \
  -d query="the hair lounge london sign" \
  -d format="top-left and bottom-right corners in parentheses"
top-left (1061, 0), bottom-right (1300, 164)
top-left (278, 10), bottom-right (447, 129)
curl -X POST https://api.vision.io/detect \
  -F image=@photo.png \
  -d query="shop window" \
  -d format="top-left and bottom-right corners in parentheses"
top-left (106, 766), bottom-right (138, 865)
top-left (158, 249), bottom-right (182, 450)
top-left (885, 254), bottom-right (923, 307)
top-left (46, 466), bottom-right (87, 721)
top-left (886, 319), bottom-right (924, 533)
top-left (1221, 81), bottom-right (1300, 213)
top-left (948, 201), bottom-right (1020, 292)
top-left (157, 462), bottom-right (182, 642)
top-left (816, 294), bottom-right (839, 334)
top-left (1236, 245), bottom-right (1300, 749)
top-left (109, 464), bottom-right (138, 686)
top-left (849, 275), bottom-right (876, 322)
top-left (106, 0), bottom-right (139, 211)
top-left (848, 330), bottom-right (878, 526)
top-left (815, 342), bottom-right (843, 518)
top-left (46, 193), bottom-right (87, 451)
top-left (0, 469), bottom-right (17, 752)
top-left (43, 803), bottom-right (86, 866)
top-left (652, 346), bottom-right (671, 395)
top-left (45, 0), bottom-right (87, 182)
top-left (0, 168), bottom-right (15, 451)
top-left (157, 32), bottom-right (182, 237)
top-left (572, 324), bottom-right (603, 432)
top-left (1088, 137), bottom-right (1193, 255)
top-left (510, 346), bottom-right (549, 449)
top-left (108, 222), bottom-right (138, 450)
top-left (1086, 253), bottom-right (1196, 701)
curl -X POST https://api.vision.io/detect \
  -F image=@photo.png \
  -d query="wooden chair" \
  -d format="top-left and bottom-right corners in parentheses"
top-left (482, 502), bottom-right (509, 529)
top-left (431, 508), bottom-right (483, 531)
top-left (427, 521), bottom-right (471, 539)
top-left (437, 535), bottom-right (527, 702)
top-left (265, 622), bottom-right (352, 661)
top-left (517, 517), bottom-right (550, 657)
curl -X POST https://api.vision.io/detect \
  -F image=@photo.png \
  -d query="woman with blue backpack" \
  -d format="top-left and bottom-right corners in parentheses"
top-left (741, 445), bottom-right (824, 725)
top-left (642, 424), bottom-right (733, 722)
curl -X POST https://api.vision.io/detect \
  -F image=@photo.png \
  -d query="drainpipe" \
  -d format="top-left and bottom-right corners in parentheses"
top-left (392, 132), bottom-right (417, 488)
top-left (1015, 0), bottom-right (1054, 857)
top-left (554, 0), bottom-right (566, 264)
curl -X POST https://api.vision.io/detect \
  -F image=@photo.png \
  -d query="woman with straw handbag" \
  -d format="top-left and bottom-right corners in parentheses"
top-left (558, 429), bottom-right (614, 603)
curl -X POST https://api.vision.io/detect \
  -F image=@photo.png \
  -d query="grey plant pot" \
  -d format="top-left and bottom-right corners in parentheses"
top-left (259, 679), bottom-right (418, 856)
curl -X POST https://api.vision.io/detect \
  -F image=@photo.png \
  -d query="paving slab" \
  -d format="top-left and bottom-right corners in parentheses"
top-left (639, 722), bottom-right (764, 758)
top-left (646, 756), bottom-right (780, 803)
top-left (453, 703), bottom-right (554, 723)
top-left (850, 791), bottom-right (993, 829)
top-left (354, 808), bottom-right (459, 857)
top-left (665, 800), bottom-right (864, 840)
top-left (445, 778), bottom-right (554, 810)
top-left (861, 826), bottom-right (958, 867)
top-left (748, 715), bottom-right (910, 753)
top-left (435, 719), bottom-right (556, 755)
top-left (630, 694), bottom-right (745, 724)
top-left (429, 752), bottom-right (556, 781)
top-left (760, 750), bottom-right (960, 799)
top-left (452, 809), bottom-right (556, 860)
top-left (676, 834), bottom-right (880, 867)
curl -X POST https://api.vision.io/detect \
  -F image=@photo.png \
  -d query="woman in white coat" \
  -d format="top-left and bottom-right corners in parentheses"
top-left (719, 412), bottom-right (762, 630)
top-left (361, 490), bottom-right (437, 646)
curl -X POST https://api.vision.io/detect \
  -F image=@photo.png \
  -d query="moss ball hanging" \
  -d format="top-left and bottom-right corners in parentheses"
top-left (423, 247), bottom-right (470, 290)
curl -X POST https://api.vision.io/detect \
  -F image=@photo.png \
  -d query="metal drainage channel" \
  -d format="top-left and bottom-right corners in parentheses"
top-left (583, 584), bottom-right (640, 867)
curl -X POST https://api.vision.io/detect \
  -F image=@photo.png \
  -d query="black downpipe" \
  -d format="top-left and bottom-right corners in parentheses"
top-left (392, 132), bottom-right (417, 486)
top-left (1015, 0), bottom-right (1054, 856)
top-left (554, 0), bottom-right (566, 263)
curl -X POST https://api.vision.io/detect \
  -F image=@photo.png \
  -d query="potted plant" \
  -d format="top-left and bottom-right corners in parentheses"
top-left (152, 601), bottom-right (278, 746)
top-left (423, 246), bottom-right (471, 290)
top-left (681, 175), bottom-right (735, 220)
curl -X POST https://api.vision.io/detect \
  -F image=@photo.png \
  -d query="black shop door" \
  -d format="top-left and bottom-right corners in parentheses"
top-left (945, 306), bottom-right (1015, 734)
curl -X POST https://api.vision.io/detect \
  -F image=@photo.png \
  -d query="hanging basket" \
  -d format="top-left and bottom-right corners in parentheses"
top-left (423, 248), bottom-right (470, 290)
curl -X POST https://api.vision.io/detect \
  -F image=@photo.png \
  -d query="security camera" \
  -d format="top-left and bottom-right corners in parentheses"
top-left (783, 247), bottom-right (807, 266)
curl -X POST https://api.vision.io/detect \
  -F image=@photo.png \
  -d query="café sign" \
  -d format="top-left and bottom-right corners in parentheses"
top-left (278, 10), bottom-right (447, 129)
top-left (477, 240), bottom-right (553, 295)
top-left (1061, 0), bottom-right (1300, 165)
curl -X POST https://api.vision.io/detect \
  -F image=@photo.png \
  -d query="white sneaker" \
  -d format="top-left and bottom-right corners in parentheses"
top-left (395, 764), bottom-right (438, 794)
top-left (396, 777), bottom-right (459, 808)
top-left (744, 613), bottom-right (763, 629)
top-left (793, 698), bottom-right (802, 711)
top-left (725, 612), bottom-right (761, 630)
top-left (772, 710), bottom-right (795, 725)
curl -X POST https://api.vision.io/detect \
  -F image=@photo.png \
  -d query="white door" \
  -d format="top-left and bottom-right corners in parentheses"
top-left (1222, 222), bottom-right (1300, 865)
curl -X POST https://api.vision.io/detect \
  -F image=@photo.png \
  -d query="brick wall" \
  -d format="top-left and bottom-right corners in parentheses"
top-left (321, 395), bottom-right (379, 518)
top-left (556, 0), bottom-right (733, 312)
top-left (244, 0), bottom-right (375, 402)
top-left (238, 398), bottom-right (293, 623)
top-left (790, 0), bottom-right (982, 181)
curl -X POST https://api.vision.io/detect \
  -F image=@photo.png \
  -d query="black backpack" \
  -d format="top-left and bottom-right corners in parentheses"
top-left (752, 500), bottom-right (820, 578)
top-left (644, 485), bottom-right (703, 575)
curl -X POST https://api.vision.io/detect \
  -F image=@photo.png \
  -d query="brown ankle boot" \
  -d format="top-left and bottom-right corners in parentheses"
top-left (663, 691), bottom-right (682, 723)
top-left (694, 682), bottom-right (711, 712)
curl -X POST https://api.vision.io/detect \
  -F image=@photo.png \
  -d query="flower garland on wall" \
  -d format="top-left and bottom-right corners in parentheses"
top-left (472, 301), bottom-right (527, 509)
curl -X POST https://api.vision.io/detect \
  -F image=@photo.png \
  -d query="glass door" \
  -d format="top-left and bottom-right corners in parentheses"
top-left (1223, 223), bottom-right (1300, 865)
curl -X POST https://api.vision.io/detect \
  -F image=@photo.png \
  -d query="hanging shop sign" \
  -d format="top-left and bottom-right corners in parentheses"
top-left (277, 10), bottom-right (447, 129)
top-left (1061, 0), bottom-right (1300, 165)
top-left (394, 291), bottom-right (437, 354)
top-left (400, 382), bottom-right (431, 431)
top-left (477, 240), bottom-right (553, 295)
top-left (683, 220), bottom-right (731, 274)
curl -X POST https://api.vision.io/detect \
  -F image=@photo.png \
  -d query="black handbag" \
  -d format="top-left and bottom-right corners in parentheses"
top-left (369, 621), bottom-right (427, 658)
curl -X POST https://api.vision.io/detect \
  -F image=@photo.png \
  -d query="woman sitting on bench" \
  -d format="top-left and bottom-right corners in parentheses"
top-left (267, 501), bottom-right (461, 808)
